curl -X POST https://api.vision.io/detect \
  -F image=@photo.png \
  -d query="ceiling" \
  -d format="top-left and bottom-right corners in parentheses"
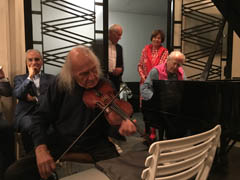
top-left (109, 0), bottom-right (168, 16)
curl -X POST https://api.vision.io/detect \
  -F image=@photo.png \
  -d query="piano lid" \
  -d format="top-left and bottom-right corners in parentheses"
top-left (212, 0), bottom-right (240, 37)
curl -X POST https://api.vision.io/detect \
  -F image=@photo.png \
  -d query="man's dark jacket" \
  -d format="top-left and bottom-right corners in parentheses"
top-left (13, 72), bottom-right (55, 130)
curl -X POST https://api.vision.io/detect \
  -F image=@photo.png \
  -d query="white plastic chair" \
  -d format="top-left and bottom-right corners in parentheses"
top-left (141, 124), bottom-right (221, 180)
top-left (60, 125), bottom-right (221, 180)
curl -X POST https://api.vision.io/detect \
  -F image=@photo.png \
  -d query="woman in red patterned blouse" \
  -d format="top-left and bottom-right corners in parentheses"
top-left (138, 29), bottom-right (168, 142)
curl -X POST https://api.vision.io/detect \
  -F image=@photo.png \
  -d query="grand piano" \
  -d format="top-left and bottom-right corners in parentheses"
top-left (145, 80), bottom-right (240, 149)
top-left (142, 0), bottom-right (240, 164)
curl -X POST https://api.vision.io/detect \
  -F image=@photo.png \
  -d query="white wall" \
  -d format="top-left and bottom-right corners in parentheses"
top-left (109, 11), bottom-right (167, 82)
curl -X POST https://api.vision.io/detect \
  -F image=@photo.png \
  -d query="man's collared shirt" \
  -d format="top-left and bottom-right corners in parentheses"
top-left (108, 40), bottom-right (117, 73)
top-left (28, 72), bottom-right (41, 96)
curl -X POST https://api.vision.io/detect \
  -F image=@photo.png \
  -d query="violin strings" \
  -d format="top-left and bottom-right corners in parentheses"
top-left (110, 101), bottom-right (145, 136)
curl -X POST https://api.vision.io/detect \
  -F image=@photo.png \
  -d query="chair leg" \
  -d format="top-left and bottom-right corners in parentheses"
top-left (15, 132), bottom-right (27, 160)
top-left (15, 133), bottom-right (21, 160)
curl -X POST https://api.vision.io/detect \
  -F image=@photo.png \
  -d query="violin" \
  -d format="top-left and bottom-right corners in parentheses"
top-left (83, 80), bottom-right (133, 126)
top-left (83, 80), bottom-right (148, 140)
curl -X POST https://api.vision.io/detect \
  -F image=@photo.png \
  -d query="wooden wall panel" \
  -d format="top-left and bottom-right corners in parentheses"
top-left (232, 32), bottom-right (240, 78)
top-left (0, 0), bottom-right (25, 122)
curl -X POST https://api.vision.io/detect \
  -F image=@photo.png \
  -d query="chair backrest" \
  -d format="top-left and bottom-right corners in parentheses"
top-left (141, 125), bottom-right (221, 180)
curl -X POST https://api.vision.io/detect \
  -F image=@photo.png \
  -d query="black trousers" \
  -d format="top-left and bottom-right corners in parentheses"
top-left (5, 135), bottom-right (119, 180)
top-left (0, 117), bottom-right (15, 180)
top-left (108, 74), bottom-right (121, 92)
top-left (16, 115), bottom-right (34, 153)
top-left (142, 100), bottom-right (188, 140)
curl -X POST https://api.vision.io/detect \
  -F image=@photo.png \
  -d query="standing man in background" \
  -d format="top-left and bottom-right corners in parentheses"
top-left (108, 24), bottom-right (126, 141)
top-left (13, 49), bottom-right (55, 153)
top-left (108, 24), bottom-right (124, 91)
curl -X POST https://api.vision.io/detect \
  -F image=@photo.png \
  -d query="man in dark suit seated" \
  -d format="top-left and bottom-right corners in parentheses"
top-left (0, 66), bottom-right (15, 180)
top-left (13, 49), bottom-right (55, 153)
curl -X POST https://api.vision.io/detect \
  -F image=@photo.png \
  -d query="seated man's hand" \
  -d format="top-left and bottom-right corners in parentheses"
top-left (119, 119), bottom-right (137, 136)
top-left (35, 144), bottom-right (56, 180)
top-left (28, 66), bottom-right (38, 79)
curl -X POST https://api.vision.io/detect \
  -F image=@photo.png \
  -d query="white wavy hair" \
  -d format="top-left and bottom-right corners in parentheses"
top-left (58, 45), bottom-right (102, 93)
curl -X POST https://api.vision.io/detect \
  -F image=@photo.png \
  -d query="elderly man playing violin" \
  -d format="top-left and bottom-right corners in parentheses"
top-left (5, 46), bottom-right (137, 180)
